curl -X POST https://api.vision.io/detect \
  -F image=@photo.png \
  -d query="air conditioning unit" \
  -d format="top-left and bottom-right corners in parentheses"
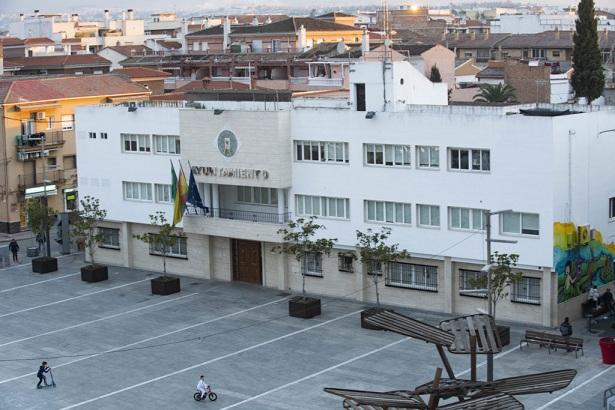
top-left (17, 152), bottom-right (28, 161)
top-left (35, 112), bottom-right (46, 120)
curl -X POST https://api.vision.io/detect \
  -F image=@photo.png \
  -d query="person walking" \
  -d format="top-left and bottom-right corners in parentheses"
top-left (8, 239), bottom-right (19, 264)
top-left (36, 232), bottom-right (45, 252)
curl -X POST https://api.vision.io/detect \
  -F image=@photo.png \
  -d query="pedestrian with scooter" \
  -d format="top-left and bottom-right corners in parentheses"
top-left (36, 361), bottom-right (50, 389)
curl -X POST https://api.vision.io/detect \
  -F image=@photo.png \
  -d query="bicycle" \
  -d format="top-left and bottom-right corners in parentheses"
top-left (193, 388), bottom-right (217, 402)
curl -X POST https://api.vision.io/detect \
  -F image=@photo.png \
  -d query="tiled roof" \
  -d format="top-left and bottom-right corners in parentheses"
top-left (0, 37), bottom-right (25, 47)
top-left (158, 40), bottom-right (182, 49)
top-left (105, 45), bottom-right (152, 56)
top-left (114, 67), bottom-right (172, 78)
top-left (188, 17), bottom-right (360, 37)
top-left (23, 37), bottom-right (55, 45)
top-left (4, 54), bottom-right (111, 69)
top-left (0, 74), bottom-right (150, 104)
top-left (499, 30), bottom-right (615, 49)
top-left (317, 12), bottom-right (356, 18)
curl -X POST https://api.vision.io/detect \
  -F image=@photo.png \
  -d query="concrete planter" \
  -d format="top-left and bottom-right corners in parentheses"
top-left (151, 276), bottom-right (180, 295)
top-left (81, 264), bottom-right (108, 283)
top-left (361, 307), bottom-right (392, 330)
top-left (32, 256), bottom-right (58, 274)
top-left (289, 296), bottom-right (321, 319)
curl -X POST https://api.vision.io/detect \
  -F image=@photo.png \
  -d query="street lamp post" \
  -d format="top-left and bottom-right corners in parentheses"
top-left (41, 134), bottom-right (51, 258)
top-left (483, 209), bottom-right (517, 382)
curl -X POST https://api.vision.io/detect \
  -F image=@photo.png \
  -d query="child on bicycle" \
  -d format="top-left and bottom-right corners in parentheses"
top-left (196, 375), bottom-right (210, 399)
top-left (37, 361), bottom-right (50, 388)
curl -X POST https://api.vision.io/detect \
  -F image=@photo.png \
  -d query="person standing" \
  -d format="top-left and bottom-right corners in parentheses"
top-left (602, 288), bottom-right (615, 316)
top-left (36, 232), bottom-right (45, 252)
top-left (8, 239), bottom-right (19, 264)
top-left (589, 285), bottom-right (600, 309)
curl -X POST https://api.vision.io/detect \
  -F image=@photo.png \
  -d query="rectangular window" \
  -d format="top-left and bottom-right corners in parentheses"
top-left (155, 184), bottom-right (173, 203)
top-left (338, 254), bottom-right (354, 273)
top-left (417, 146), bottom-right (439, 169)
top-left (121, 133), bottom-right (151, 153)
top-left (99, 227), bottom-right (120, 249)
top-left (552, 50), bottom-right (561, 58)
top-left (47, 116), bottom-right (54, 130)
top-left (501, 211), bottom-right (540, 236)
top-left (459, 269), bottom-right (487, 298)
top-left (531, 48), bottom-right (546, 59)
top-left (365, 200), bottom-right (411, 225)
top-left (449, 207), bottom-right (485, 231)
top-left (123, 181), bottom-right (152, 201)
top-left (511, 277), bottom-right (541, 304)
top-left (610, 197), bottom-right (615, 220)
top-left (417, 204), bottom-right (440, 228)
top-left (89, 132), bottom-right (96, 139)
top-left (302, 252), bottom-right (322, 277)
top-left (100, 132), bottom-right (108, 140)
top-left (365, 144), bottom-right (411, 167)
top-left (149, 236), bottom-right (187, 258)
top-left (237, 186), bottom-right (278, 206)
top-left (61, 114), bottom-right (74, 131)
top-left (153, 134), bottom-right (181, 155)
top-left (386, 262), bottom-right (438, 291)
top-left (449, 148), bottom-right (490, 171)
top-left (294, 141), bottom-right (349, 163)
top-left (296, 195), bottom-right (349, 219)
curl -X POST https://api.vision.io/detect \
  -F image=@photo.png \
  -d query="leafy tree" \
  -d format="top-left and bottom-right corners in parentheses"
top-left (134, 212), bottom-right (184, 277)
top-left (355, 227), bottom-right (409, 307)
top-left (571, 0), bottom-right (605, 103)
top-left (72, 196), bottom-right (107, 266)
top-left (470, 252), bottom-right (523, 319)
top-left (473, 83), bottom-right (517, 103)
top-left (429, 65), bottom-right (442, 83)
top-left (274, 217), bottom-right (337, 297)
top-left (26, 198), bottom-right (56, 238)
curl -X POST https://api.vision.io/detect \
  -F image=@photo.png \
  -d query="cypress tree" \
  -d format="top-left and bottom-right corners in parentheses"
top-left (429, 65), bottom-right (442, 83)
top-left (571, 0), bottom-right (605, 103)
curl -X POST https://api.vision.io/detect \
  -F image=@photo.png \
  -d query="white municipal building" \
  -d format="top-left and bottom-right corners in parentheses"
top-left (76, 58), bottom-right (615, 327)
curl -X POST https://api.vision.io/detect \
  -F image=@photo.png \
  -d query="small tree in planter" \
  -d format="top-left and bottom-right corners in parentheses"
top-left (274, 217), bottom-right (336, 319)
top-left (470, 252), bottom-right (523, 346)
top-left (134, 211), bottom-right (185, 295)
top-left (356, 227), bottom-right (409, 329)
top-left (26, 198), bottom-right (58, 273)
top-left (72, 196), bottom-right (108, 282)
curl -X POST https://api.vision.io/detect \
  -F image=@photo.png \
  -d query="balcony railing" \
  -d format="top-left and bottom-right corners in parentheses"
top-left (16, 131), bottom-right (66, 151)
top-left (18, 169), bottom-right (65, 190)
top-left (187, 206), bottom-right (290, 224)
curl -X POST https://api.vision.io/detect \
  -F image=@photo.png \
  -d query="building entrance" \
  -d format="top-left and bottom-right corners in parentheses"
top-left (232, 239), bottom-right (262, 285)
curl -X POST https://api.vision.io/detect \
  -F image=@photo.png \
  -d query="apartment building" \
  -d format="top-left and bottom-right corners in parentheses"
top-left (75, 58), bottom-right (615, 327)
top-left (0, 74), bottom-right (150, 233)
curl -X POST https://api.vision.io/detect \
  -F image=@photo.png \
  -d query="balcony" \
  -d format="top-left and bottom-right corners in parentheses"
top-left (18, 170), bottom-right (66, 190)
top-left (16, 131), bottom-right (66, 160)
top-left (184, 206), bottom-right (290, 242)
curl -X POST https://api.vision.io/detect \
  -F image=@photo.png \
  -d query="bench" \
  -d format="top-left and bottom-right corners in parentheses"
top-left (520, 330), bottom-right (584, 358)
top-left (582, 300), bottom-right (610, 333)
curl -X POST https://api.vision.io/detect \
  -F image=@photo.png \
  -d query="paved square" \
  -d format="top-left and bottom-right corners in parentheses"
top-left (0, 254), bottom-right (611, 409)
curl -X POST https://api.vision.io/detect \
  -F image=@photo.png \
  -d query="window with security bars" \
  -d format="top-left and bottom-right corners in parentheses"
top-left (302, 252), bottom-right (322, 277)
top-left (149, 236), bottom-right (187, 259)
top-left (459, 269), bottom-right (487, 298)
top-left (386, 262), bottom-right (438, 291)
top-left (338, 254), bottom-right (354, 273)
top-left (511, 277), bottom-right (541, 304)
top-left (98, 227), bottom-right (120, 249)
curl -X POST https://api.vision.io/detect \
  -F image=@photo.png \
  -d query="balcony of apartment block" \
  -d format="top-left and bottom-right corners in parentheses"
top-left (183, 185), bottom-right (290, 242)
top-left (15, 131), bottom-right (67, 161)
top-left (18, 169), bottom-right (66, 191)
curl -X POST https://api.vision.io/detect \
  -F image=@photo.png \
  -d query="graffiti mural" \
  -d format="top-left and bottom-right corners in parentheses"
top-left (555, 222), bottom-right (615, 303)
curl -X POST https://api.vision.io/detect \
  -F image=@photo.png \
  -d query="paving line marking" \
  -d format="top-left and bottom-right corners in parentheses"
top-left (0, 278), bottom-right (150, 319)
top-left (0, 252), bottom-right (82, 272)
top-left (0, 297), bottom-right (288, 385)
top-left (534, 365), bottom-right (614, 410)
top-left (0, 272), bottom-right (81, 293)
top-left (0, 293), bottom-right (198, 348)
top-left (58, 309), bottom-right (363, 410)
top-left (220, 337), bottom-right (410, 410)
top-left (455, 344), bottom-right (522, 377)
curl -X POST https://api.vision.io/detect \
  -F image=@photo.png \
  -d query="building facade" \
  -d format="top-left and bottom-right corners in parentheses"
top-left (75, 60), bottom-right (615, 327)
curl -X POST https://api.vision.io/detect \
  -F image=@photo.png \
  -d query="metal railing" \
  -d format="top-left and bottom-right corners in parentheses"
top-left (16, 130), bottom-right (66, 149)
top-left (604, 385), bottom-right (615, 409)
top-left (18, 169), bottom-right (64, 189)
top-left (187, 206), bottom-right (290, 224)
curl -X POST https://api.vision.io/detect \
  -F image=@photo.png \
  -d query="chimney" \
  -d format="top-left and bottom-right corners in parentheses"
top-left (71, 14), bottom-right (79, 22)
top-left (554, 27), bottom-right (560, 40)
top-left (34, 9), bottom-right (39, 17)
top-left (223, 16), bottom-right (231, 51)
top-left (251, 16), bottom-right (259, 26)
top-left (362, 29), bottom-right (370, 55)
top-left (0, 44), bottom-right (3, 76)
top-left (104, 9), bottom-right (110, 24)
top-left (265, 16), bottom-right (272, 24)
top-left (127, 9), bottom-right (134, 20)
top-left (470, 31), bottom-right (476, 40)
top-left (298, 24), bottom-right (308, 51)
top-left (19, 13), bottom-right (24, 21)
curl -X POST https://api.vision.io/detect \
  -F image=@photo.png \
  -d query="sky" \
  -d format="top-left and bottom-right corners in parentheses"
top-left (0, 0), bottom-right (612, 14)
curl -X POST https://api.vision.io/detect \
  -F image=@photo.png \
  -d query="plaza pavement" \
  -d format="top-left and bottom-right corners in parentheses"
top-left (0, 254), bottom-right (612, 410)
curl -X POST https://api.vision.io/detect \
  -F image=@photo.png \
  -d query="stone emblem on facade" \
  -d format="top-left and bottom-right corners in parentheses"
top-left (217, 129), bottom-right (238, 157)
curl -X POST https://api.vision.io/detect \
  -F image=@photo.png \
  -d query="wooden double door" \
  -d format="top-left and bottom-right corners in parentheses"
top-left (232, 239), bottom-right (262, 285)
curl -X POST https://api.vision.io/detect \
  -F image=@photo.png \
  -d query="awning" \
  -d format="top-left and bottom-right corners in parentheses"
top-left (25, 185), bottom-right (58, 199)
top-left (14, 103), bottom-right (61, 111)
